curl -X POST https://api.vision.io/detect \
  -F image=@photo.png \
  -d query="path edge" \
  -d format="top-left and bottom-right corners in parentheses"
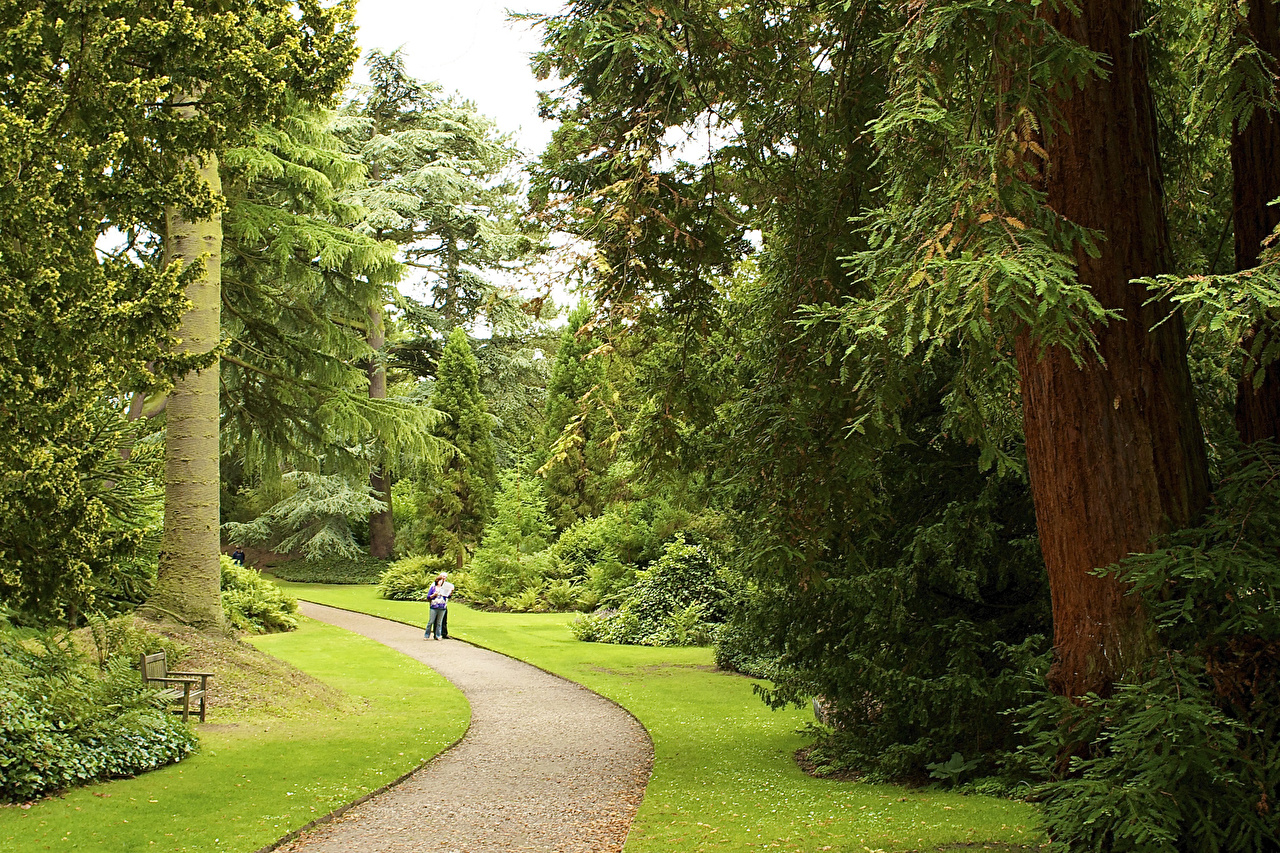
top-left (293, 597), bottom-right (657, 850)
top-left (251, 612), bottom-right (474, 853)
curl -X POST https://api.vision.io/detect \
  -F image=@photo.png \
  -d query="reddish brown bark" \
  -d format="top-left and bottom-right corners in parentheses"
top-left (367, 304), bottom-right (395, 559)
top-left (1018, 0), bottom-right (1211, 698)
top-left (1233, 0), bottom-right (1280, 444)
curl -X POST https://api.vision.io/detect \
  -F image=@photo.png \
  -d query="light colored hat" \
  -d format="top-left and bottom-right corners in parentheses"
top-left (437, 571), bottom-right (449, 579)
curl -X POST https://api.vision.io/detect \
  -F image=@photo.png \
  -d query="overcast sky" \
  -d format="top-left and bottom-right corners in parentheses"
top-left (351, 1), bottom-right (566, 158)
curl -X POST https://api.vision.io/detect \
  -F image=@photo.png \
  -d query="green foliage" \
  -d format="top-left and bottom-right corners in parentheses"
top-left (335, 49), bottom-right (542, 331)
top-left (754, 405), bottom-right (1050, 782)
top-left (220, 101), bottom-right (439, 480)
top-left (570, 536), bottom-right (727, 647)
top-left (377, 554), bottom-right (455, 602)
top-left (223, 472), bottom-right (387, 560)
top-left (540, 304), bottom-right (618, 530)
top-left (414, 328), bottom-right (498, 563)
top-left (712, 608), bottom-right (784, 682)
top-left (0, 633), bottom-right (198, 803)
top-left (85, 615), bottom-right (184, 670)
top-left (220, 556), bottom-right (298, 634)
top-left (475, 329), bottom-right (557, 470)
top-left (552, 512), bottom-right (639, 601)
top-left (266, 554), bottom-right (390, 585)
top-left (465, 473), bottom-right (559, 607)
top-left (808, 0), bottom-right (1113, 464)
top-left (0, 0), bottom-right (358, 626)
top-left (1022, 444), bottom-right (1280, 852)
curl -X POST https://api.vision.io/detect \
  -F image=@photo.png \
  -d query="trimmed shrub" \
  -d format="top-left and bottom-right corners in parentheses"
top-left (220, 556), bottom-right (298, 634)
top-left (378, 554), bottom-right (455, 601)
top-left (265, 554), bottom-right (390, 585)
top-left (0, 633), bottom-right (198, 803)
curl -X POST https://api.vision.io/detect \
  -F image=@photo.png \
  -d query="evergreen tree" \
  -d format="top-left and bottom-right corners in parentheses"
top-left (220, 103), bottom-right (406, 465)
top-left (540, 304), bottom-right (616, 530)
top-left (217, 102), bottom-right (446, 559)
top-left (467, 473), bottom-right (555, 604)
top-left (0, 0), bottom-right (356, 625)
top-left (334, 49), bottom-right (540, 557)
top-left (416, 328), bottom-right (497, 567)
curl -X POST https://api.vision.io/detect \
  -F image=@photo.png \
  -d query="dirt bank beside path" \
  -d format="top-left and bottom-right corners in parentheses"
top-left (276, 601), bottom-right (654, 853)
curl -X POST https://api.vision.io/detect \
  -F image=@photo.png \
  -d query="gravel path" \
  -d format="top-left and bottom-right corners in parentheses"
top-left (277, 601), bottom-right (653, 853)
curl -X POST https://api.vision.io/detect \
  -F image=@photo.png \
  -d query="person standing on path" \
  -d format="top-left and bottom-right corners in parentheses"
top-left (437, 571), bottom-right (455, 639)
top-left (424, 571), bottom-right (452, 640)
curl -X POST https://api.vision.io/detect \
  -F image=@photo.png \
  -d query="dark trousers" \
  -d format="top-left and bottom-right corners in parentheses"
top-left (441, 609), bottom-right (449, 639)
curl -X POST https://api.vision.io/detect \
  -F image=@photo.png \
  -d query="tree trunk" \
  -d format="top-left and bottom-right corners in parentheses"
top-left (144, 143), bottom-right (225, 629)
top-left (1232, 0), bottom-right (1280, 445)
top-left (367, 303), bottom-right (395, 558)
top-left (1017, 0), bottom-right (1211, 698)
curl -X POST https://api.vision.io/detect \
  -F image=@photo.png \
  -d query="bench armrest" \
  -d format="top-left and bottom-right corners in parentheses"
top-left (147, 676), bottom-right (201, 688)
top-left (168, 670), bottom-right (214, 678)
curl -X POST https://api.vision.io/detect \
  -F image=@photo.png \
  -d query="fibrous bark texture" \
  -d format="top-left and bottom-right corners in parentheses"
top-left (147, 147), bottom-right (225, 629)
top-left (1232, 0), bottom-right (1280, 445)
top-left (367, 304), bottom-right (395, 559)
top-left (1017, 0), bottom-right (1211, 698)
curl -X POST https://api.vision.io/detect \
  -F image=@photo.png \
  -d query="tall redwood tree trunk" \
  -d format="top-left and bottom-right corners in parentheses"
top-left (1232, 0), bottom-right (1280, 444)
top-left (1016, 0), bottom-right (1211, 698)
top-left (367, 303), bottom-right (395, 558)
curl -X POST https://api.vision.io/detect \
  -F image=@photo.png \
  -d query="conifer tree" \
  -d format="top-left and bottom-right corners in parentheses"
top-left (0, 0), bottom-right (356, 626)
top-left (467, 473), bottom-right (555, 604)
top-left (1231, 3), bottom-right (1280, 444)
top-left (539, 304), bottom-right (616, 531)
top-left (217, 103), bottom-right (446, 558)
top-left (335, 49), bottom-right (538, 556)
top-left (416, 328), bottom-right (497, 567)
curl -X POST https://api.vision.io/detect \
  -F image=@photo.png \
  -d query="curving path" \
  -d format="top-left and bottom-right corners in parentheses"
top-left (276, 601), bottom-right (653, 853)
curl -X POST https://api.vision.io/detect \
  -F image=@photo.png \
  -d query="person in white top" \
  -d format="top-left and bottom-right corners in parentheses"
top-left (423, 571), bottom-right (456, 640)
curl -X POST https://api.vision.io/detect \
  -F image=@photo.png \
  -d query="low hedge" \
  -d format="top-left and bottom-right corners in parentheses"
top-left (263, 554), bottom-right (390, 585)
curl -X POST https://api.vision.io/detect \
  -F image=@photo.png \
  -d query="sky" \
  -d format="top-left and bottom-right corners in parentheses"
top-left (349, 1), bottom-right (579, 317)
top-left (351, 0), bottom-right (567, 158)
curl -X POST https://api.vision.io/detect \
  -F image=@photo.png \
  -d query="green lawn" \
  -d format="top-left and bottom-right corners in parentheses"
top-left (0, 618), bottom-right (468, 853)
top-left (281, 583), bottom-right (1045, 853)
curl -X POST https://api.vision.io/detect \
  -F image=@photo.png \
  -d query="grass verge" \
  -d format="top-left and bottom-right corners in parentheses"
top-left (0, 617), bottom-right (468, 853)
top-left (280, 583), bottom-right (1045, 853)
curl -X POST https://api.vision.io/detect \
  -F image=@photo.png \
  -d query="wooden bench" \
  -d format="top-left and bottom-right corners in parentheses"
top-left (139, 652), bottom-right (212, 722)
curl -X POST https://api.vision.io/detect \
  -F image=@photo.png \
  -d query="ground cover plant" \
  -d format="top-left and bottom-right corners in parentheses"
top-left (0, 632), bottom-right (197, 803)
top-left (279, 582), bottom-right (1045, 852)
top-left (0, 617), bottom-right (468, 853)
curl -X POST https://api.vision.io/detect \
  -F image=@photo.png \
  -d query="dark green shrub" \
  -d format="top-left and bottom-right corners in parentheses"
top-left (1022, 444), bottom-right (1280, 852)
top-left (220, 556), bottom-right (298, 633)
top-left (570, 536), bottom-right (728, 646)
top-left (378, 554), bottom-right (454, 601)
top-left (0, 633), bottom-right (198, 803)
top-left (713, 612), bottom-right (783, 680)
top-left (265, 554), bottom-right (389, 584)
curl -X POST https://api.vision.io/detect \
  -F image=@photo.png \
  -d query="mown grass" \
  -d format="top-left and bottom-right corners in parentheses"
top-left (0, 617), bottom-right (468, 853)
top-left (280, 583), bottom-right (1045, 853)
